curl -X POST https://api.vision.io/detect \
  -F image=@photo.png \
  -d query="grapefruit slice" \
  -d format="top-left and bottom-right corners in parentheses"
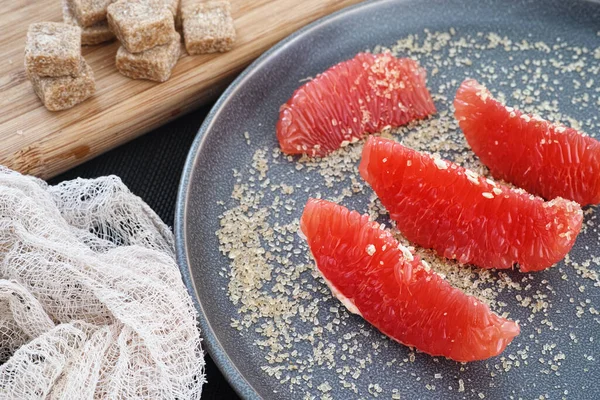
top-left (359, 137), bottom-right (583, 272)
top-left (300, 198), bottom-right (520, 362)
top-left (276, 53), bottom-right (436, 156)
top-left (454, 79), bottom-right (600, 206)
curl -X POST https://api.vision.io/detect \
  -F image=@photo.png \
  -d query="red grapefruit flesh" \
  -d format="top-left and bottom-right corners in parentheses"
top-left (276, 53), bottom-right (436, 156)
top-left (300, 198), bottom-right (520, 362)
top-left (454, 79), bottom-right (600, 206)
top-left (359, 137), bottom-right (583, 272)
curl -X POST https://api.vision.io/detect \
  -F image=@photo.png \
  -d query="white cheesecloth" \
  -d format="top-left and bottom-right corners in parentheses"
top-left (0, 166), bottom-right (205, 399)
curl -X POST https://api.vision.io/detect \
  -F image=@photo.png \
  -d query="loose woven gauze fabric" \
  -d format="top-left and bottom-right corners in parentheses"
top-left (0, 167), bottom-right (205, 399)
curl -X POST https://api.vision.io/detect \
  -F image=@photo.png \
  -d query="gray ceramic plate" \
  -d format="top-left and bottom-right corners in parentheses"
top-left (176, 1), bottom-right (600, 398)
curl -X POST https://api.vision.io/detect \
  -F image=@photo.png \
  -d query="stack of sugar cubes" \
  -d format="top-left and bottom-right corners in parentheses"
top-left (62, 0), bottom-right (116, 45)
top-left (107, 0), bottom-right (236, 82)
top-left (25, 22), bottom-right (96, 111)
top-left (108, 0), bottom-right (182, 82)
top-left (25, 0), bottom-right (236, 111)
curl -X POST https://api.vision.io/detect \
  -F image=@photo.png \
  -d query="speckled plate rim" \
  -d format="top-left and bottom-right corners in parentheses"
top-left (174, 1), bottom-right (397, 398)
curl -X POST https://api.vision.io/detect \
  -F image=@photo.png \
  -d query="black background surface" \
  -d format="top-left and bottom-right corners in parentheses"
top-left (49, 107), bottom-right (241, 400)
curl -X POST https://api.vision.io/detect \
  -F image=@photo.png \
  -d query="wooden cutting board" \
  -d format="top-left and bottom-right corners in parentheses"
top-left (0, 0), bottom-right (363, 179)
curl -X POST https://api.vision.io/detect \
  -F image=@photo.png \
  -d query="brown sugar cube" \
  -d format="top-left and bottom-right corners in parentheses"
top-left (25, 22), bottom-right (82, 77)
top-left (107, 0), bottom-right (175, 53)
top-left (116, 32), bottom-right (181, 82)
top-left (29, 58), bottom-right (96, 111)
top-left (162, 0), bottom-right (180, 17)
top-left (182, 1), bottom-right (235, 55)
top-left (70, 0), bottom-right (114, 27)
top-left (62, 0), bottom-right (115, 45)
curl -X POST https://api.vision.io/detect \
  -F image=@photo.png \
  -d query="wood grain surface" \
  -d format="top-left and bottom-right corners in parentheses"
top-left (0, 0), bottom-right (363, 179)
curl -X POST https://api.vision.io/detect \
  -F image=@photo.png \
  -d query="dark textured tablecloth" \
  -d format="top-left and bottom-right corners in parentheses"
top-left (49, 107), bottom-right (241, 400)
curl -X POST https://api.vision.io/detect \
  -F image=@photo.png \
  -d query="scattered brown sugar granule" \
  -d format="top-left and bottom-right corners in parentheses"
top-left (116, 32), bottom-right (181, 82)
top-left (182, 0), bottom-right (235, 55)
top-left (29, 58), bottom-right (95, 111)
top-left (69, 0), bottom-right (114, 27)
top-left (24, 22), bottom-right (82, 78)
top-left (107, 0), bottom-right (175, 53)
top-left (62, 0), bottom-right (115, 45)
